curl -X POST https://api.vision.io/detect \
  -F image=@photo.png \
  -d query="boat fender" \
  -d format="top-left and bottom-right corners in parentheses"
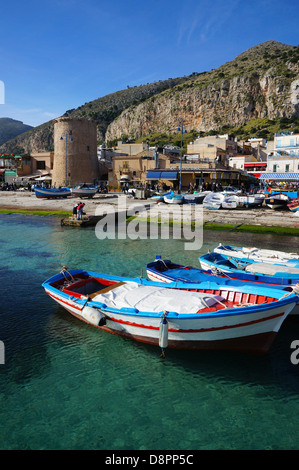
top-left (81, 306), bottom-right (106, 326)
top-left (159, 311), bottom-right (168, 357)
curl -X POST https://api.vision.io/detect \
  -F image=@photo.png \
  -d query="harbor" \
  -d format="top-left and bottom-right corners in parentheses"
top-left (1, 190), bottom-right (299, 233)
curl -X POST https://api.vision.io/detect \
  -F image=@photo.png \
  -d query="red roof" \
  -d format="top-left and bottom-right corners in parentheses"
top-left (244, 162), bottom-right (267, 167)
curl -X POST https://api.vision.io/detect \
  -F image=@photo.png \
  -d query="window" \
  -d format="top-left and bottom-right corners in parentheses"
top-left (286, 164), bottom-right (290, 173)
top-left (276, 140), bottom-right (281, 148)
top-left (273, 164), bottom-right (277, 172)
top-left (36, 161), bottom-right (46, 170)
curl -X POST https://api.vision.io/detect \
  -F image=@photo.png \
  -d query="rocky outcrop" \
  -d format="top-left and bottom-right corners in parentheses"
top-left (106, 61), bottom-right (299, 141)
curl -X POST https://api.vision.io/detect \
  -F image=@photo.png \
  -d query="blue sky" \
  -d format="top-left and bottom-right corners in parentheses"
top-left (0, 0), bottom-right (298, 127)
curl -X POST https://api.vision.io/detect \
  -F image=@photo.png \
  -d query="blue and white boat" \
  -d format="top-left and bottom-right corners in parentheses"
top-left (34, 186), bottom-right (72, 198)
top-left (42, 266), bottom-right (299, 354)
top-left (146, 256), bottom-right (299, 315)
top-left (71, 184), bottom-right (98, 198)
top-left (150, 190), bottom-right (174, 202)
top-left (214, 243), bottom-right (299, 265)
top-left (164, 193), bottom-right (184, 204)
top-left (199, 251), bottom-right (299, 288)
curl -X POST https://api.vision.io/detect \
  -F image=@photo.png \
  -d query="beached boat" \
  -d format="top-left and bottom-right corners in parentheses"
top-left (71, 184), bottom-right (98, 198)
top-left (221, 194), bottom-right (239, 209)
top-left (183, 191), bottom-right (211, 204)
top-left (287, 197), bottom-right (299, 212)
top-left (214, 243), bottom-right (299, 265)
top-left (265, 193), bottom-right (289, 209)
top-left (164, 193), bottom-right (184, 204)
top-left (199, 252), bottom-right (299, 288)
top-left (150, 190), bottom-right (173, 202)
top-left (42, 266), bottom-right (298, 354)
top-left (34, 187), bottom-right (71, 199)
top-left (203, 192), bottom-right (238, 209)
top-left (238, 194), bottom-right (265, 208)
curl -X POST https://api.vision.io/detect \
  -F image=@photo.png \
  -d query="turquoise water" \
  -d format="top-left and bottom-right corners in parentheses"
top-left (1, 213), bottom-right (299, 450)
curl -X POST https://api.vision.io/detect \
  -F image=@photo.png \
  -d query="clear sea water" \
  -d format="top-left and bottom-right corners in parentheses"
top-left (1, 213), bottom-right (299, 450)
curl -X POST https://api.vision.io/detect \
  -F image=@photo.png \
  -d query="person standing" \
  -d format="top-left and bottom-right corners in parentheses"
top-left (77, 202), bottom-right (85, 220)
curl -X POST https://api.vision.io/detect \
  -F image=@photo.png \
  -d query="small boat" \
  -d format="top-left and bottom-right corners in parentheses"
top-left (150, 190), bottom-right (174, 202)
top-left (164, 193), bottom-right (184, 204)
top-left (221, 194), bottom-right (239, 209)
top-left (199, 251), bottom-right (299, 288)
top-left (34, 186), bottom-right (71, 199)
top-left (42, 266), bottom-right (298, 354)
top-left (214, 243), bottom-right (299, 265)
top-left (203, 192), bottom-right (238, 210)
top-left (147, 256), bottom-right (299, 316)
top-left (183, 191), bottom-right (211, 204)
top-left (203, 192), bottom-right (224, 209)
top-left (238, 194), bottom-right (265, 208)
top-left (71, 184), bottom-right (98, 198)
top-left (287, 197), bottom-right (299, 212)
top-left (265, 193), bottom-right (289, 209)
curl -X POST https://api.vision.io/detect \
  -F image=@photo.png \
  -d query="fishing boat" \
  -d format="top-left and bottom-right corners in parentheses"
top-left (34, 186), bottom-right (71, 198)
top-left (199, 252), bottom-right (299, 288)
top-left (183, 191), bottom-right (211, 204)
top-left (214, 243), bottom-right (299, 265)
top-left (203, 192), bottom-right (224, 209)
top-left (265, 193), bottom-right (289, 209)
top-left (203, 192), bottom-right (238, 210)
top-left (71, 184), bottom-right (98, 198)
top-left (221, 194), bottom-right (239, 209)
top-left (238, 194), bottom-right (265, 208)
top-left (150, 190), bottom-right (174, 202)
top-left (42, 266), bottom-right (299, 354)
top-left (287, 197), bottom-right (299, 212)
top-left (164, 193), bottom-right (184, 204)
top-left (146, 256), bottom-right (299, 315)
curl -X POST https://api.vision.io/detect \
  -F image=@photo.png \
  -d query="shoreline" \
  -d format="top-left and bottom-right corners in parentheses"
top-left (1, 191), bottom-right (299, 235)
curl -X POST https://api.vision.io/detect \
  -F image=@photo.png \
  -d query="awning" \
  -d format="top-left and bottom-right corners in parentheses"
top-left (259, 173), bottom-right (299, 181)
top-left (146, 171), bottom-right (178, 180)
top-left (244, 162), bottom-right (267, 167)
top-left (119, 175), bottom-right (131, 182)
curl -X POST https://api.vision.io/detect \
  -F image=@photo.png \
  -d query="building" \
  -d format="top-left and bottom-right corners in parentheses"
top-left (52, 117), bottom-right (99, 187)
top-left (260, 132), bottom-right (299, 185)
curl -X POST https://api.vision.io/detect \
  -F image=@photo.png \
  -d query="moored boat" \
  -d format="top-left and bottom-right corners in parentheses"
top-left (34, 186), bottom-right (71, 198)
top-left (214, 243), bottom-right (299, 265)
top-left (199, 251), bottom-right (299, 288)
top-left (42, 266), bottom-right (299, 354)
top-left (147, 256), bottom-right (299, 315)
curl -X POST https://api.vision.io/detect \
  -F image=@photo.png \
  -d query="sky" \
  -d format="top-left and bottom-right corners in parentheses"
top-left (0, 0), bottom-right (298, 128)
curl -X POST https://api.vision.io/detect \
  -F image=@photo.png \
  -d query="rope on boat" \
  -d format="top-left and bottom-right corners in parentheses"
top-left (279, 283), bottom-right (299, 300)
top-left (60, 266), bottom-right (75, 284)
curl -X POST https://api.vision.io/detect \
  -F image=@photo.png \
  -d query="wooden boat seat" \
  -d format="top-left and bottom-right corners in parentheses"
top-left (89, 282), bottom-right (126, 299)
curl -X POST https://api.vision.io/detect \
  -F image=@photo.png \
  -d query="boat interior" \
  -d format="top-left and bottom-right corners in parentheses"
top-left (49, 270), bottom-right (279, 313)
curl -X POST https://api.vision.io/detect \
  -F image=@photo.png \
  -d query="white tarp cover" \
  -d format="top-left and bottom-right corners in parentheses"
top-left (245, 262), bottom-right (299, 275)
top-left (93, 283), bottom-right (225, 313)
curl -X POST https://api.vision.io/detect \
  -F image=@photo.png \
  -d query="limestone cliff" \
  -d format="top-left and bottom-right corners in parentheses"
top-left (105, 41), bottom-right (299, 142)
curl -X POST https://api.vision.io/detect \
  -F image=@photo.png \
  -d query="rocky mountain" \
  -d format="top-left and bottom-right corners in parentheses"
top-left (1, 40), bottom-right (298, 154)
top-left (105, 41), bottom-right (299, 143)
top-left (0, 118), bottom-right (33, 147)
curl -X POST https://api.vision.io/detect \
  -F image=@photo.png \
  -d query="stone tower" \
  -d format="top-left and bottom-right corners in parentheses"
top-left (52, 117), bottom-right (99, 187)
